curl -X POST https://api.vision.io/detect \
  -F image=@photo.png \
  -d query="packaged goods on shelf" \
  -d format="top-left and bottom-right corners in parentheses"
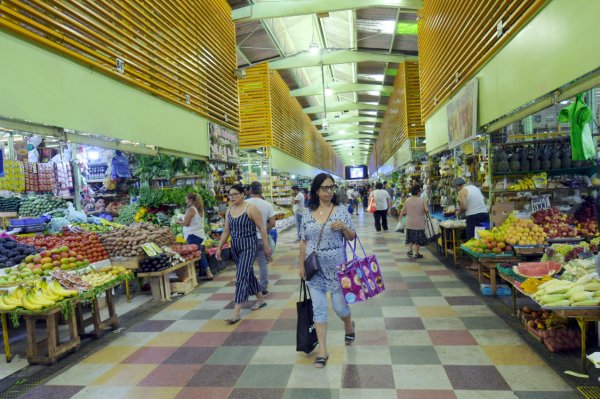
top-left (0, 161), bottom-right (25, 192)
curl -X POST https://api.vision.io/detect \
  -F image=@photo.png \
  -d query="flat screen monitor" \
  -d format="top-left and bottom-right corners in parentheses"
top-left (345, 165), bottom-right (368, 180)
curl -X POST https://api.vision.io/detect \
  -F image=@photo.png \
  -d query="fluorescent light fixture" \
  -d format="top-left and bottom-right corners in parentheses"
top-left (308, 42), bottom-right (320, 55)
top-left (560, 100), bottom-right (571, 104)
top-left (339, 130), bottom-right (346, 135)
top-left (357, 74), bottom-right (384, 82)
top-left (291, 175), bottom-right (296, 179)
top-left (88, 150), bottom-right (100, 161)
top-left (262, 171), bottom-right (268, 176)
top-left (324, 88), bottom-right (334, 96)
top-left (322, 119), bottom-right (329, 129)
top-left (256, 150), bottom-right (263, 154)
top-left (361, 111), bottom-right (379, 116)
top-left (365, 91), bottom-right (381, 96)
top-left (422, 139), bottom-right (427, 144)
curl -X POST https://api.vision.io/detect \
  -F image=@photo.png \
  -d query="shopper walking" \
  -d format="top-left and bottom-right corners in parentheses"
top-left (346, 186), bottom-right (359, 215)
top-left (400, 185), bottom-right (429, 258)
top-left (337, 185), bottom-right (348, 206)
top-left (245, 181), bottom-right (276, 297)
top-left (293, 185), bottom-right (305, 242)
top-left (453, 177), bottom-right (489, 239)
top-left (371, 182), bottom-right (392, 232)
top-left (362, 185), bottom-right (371, 212)
top-left (180, 193), bottom-right (214, 280)
top-left (216, 184), bottom-right (272, 324)
top-left (299, 173), bottom-right (356, 369)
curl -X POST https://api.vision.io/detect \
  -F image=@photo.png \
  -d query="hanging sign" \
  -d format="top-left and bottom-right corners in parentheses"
top-left (447, 78), bottom-right (479, 149)
top-left (209, 123), bottom-right (239, 164)
top-left (531, 195), bottom-right (551, 212)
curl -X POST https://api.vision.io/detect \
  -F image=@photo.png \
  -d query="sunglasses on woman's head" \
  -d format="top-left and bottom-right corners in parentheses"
top-left (320, 185), bottom-right (338, 192)
top-left (228, 192), bottom-right (242, 197)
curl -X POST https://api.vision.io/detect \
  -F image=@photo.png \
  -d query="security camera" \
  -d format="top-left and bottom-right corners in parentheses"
top-left (234, 69), bottom-right (247, 79)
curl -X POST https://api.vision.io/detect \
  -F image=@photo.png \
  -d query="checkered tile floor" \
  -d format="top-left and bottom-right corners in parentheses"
top-left (19, 212), bottom-right (579, 399)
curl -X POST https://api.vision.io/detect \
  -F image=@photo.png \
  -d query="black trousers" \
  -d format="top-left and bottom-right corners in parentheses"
top-left (374, 210), bottom-right (388, 231)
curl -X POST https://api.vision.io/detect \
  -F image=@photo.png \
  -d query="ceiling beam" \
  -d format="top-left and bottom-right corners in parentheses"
top-left (320, 125), bottom-right (381, 133)
top-left (233, 0), bottom-right (423, 21)
top-left (269, 50), bottom-right (417, 70)
top-left (304, 101), bottom-right (387, 113)
top-left (291, 83), bottom-right (392, 97)
top-left (325, 133), bottom-right (378, 141)
top-left (312, 116), bottom-right (384, 125)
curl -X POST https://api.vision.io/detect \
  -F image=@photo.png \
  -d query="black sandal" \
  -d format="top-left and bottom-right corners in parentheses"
top-left (345, 321), bottom-right (356, 346)
top-left (407, 251), bottom-right (413, 257)
top-left (313, 355), bottom-right (329, 369)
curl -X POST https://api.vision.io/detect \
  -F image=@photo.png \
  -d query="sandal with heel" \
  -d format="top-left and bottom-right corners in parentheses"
top-left (345, 321), bottom-right (356, 346)
top-left (313, 355), bottom-right (329, 369)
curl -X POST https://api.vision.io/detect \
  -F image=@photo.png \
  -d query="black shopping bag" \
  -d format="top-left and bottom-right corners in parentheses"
top-left (296, 280), bottom-right (318, 354)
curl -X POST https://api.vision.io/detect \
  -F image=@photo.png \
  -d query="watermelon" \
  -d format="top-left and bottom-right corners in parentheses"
top-left (513, 261), bottom-right (562, 278)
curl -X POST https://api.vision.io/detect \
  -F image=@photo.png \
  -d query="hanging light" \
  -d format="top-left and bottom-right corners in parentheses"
top-left (309, 42), bottom-right (320, 55)
top-left (324, 88), bottom-right (334, 96)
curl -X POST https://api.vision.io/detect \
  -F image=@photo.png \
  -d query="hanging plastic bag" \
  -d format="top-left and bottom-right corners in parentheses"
top-left (111, 151), bottom-right (132, 179)
top-left (65, 203), bottom-right (87, 223)
top-left (559, 94), bottom-right (596, 161)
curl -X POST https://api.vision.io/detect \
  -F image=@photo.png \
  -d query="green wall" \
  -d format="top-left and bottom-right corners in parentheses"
top-left (270, 147), bottom-right (340, 180)
top-left (0, 30), bottom-right (210, 156)
top-left (426, 0), bottom-right (600, 153)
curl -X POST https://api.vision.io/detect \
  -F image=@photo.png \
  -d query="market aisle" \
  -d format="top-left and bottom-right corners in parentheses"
top-left (20, 212), bottom-right (579, 399)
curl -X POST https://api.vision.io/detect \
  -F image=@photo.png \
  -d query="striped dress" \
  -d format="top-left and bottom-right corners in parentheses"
top-left (228, 206), bottom-right (260, 304)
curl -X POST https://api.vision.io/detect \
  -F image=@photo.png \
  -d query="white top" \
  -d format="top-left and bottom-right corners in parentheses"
top-left (373, 189), bottom-right (391, 210)
top-left (182, 206), bottom-right (205, 240)
top-left (347, 189), bottom-right (358, 199)
top-left (246, 197), bottom-right (275, 239)
top-left (293, 192), bottom-right (305, 213)
top-left (464, 185), bottom-right (488, 216)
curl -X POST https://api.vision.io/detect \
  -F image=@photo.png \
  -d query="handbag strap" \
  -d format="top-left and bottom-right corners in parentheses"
top-left (315, 205), bottom-right (335, 251)
top-left (299, 279), bottom-right (311, 301)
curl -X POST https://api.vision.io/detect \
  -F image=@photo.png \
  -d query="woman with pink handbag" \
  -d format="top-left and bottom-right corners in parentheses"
top-left (299, 173), bottom-right (356, 369)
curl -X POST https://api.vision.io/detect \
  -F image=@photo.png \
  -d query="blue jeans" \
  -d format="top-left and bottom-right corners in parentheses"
top-left (295, 212), bottom-right (303, 240)
top-left (186, 234), bottom-right (210, 272)
top-left (308, 286), bottom-right (351, 324)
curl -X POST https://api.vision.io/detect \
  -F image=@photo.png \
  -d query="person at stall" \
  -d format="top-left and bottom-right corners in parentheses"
top-left (216, 184), bottom-right (272, 324)
top-left (292, 185), bottom-right (305, 242)
top-left (299, 173), bottom-right (356, 369)
top-left (400, 185), bottom-right (429, 258)
top-left (180, 193), bottom-right (213, 280)
top-left (246, 181), bottom-right (276, 297)
top-left (86, 198), bottom-right (107, 215)
top-left (453, 177), bottom-right (489, 239)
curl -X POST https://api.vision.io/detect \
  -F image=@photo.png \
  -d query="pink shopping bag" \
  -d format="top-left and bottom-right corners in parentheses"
top-left (336, 236), bottom-right (385, 304)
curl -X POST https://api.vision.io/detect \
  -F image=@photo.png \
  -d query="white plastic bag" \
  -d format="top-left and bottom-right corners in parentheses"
top-left (395, 219), bottom-right (405, 233)
top-left (65, 203), bottom-right (87, 223)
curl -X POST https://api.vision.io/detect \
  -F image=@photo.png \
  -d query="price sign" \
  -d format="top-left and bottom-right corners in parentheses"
top-left (531, 195), bottom-right (551, 212)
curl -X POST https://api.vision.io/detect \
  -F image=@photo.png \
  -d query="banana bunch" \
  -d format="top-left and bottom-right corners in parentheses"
top-left (508, 177), bottom-right (536, 191)
top-left (545, 314), bottom-right (568, 329)
top-left (0, 279), bottom-right (77, 311)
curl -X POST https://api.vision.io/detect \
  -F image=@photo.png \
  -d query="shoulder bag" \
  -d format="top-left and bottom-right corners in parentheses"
top-left (303, 206), bottom-right (334, 281)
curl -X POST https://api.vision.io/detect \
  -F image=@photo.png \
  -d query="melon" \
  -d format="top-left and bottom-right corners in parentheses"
top-left (513, 261), bottom-right (562, 278)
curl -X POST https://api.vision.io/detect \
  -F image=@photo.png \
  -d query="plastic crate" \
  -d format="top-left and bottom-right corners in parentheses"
top-left (480, 283), bottom-right (512, 296)
top-left (10, 217), bottom-right (47, 226)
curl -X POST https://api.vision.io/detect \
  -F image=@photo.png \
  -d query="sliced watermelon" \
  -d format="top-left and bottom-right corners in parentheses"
top-left (513, 261), bottom-right (562, 278)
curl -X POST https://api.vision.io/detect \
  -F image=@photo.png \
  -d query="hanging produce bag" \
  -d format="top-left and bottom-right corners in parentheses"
top-left (111, 151), bottom-right (132, 179)
top-left (337, 236), bottom-right (385, 304)
top-left (559, 94), bottom-right (596, 161)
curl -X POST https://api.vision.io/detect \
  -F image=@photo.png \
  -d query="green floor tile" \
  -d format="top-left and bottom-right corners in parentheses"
top-left (236, 364), bottom-right (294, 388)
top-left (389, 345), bottom-right (441, 364)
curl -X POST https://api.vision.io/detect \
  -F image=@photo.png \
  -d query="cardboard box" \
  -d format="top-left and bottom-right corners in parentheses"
top-left (491, 202), bottom-right (515, 227)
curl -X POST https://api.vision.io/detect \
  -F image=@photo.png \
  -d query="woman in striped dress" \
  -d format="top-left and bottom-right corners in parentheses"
top-left (216, 184), bottom-right (272, 324)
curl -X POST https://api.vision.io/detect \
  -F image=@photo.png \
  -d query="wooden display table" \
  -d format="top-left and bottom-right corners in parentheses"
top-left (137, 258), bottom-right (199, 301)
top-left (75, 284), bottom-right (120, 338)
top-left (461, 249), bottom-right (520, 296)
top-left (24, 303), bottom-right (80, 364)
top-left (439, 224), bottom-right (467, 265)
top-left (498, 272), bottom-right (600, 372)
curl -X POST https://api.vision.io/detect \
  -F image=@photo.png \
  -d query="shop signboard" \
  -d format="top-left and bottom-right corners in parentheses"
top-left (447, 78), bottom-right (479, 149)
top-left (209, 122), bottom-right (239, 164)
top-left (393, 141), bottom-right (412, 169)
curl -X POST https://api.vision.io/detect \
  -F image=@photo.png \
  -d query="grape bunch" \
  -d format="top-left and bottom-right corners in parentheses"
top-left (564, 246), bottom-right (585, 262)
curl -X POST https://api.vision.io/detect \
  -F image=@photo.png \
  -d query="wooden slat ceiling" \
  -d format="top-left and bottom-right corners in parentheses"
top-left (238, 63), bottom-right (272, 149)
top-left (371, 61), bottom-right (424, 170)
top-left (418, 0), bottom-right (548, 122)
top-left (0, 0), bottom-right (240, 132)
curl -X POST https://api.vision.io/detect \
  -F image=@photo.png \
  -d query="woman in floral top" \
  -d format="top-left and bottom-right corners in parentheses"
top-left (299, 173), bottom-right (356, 369)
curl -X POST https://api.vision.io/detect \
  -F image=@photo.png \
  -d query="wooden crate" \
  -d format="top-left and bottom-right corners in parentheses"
top-left (170, 277), bottom-right (195, 295)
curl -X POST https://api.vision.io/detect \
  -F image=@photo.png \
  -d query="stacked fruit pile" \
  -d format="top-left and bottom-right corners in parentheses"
top-left (17, 232), bottom-right (109, 263)
top-left (574, 198), bottom-right (599, 237)
top-left (520, 306), bottom-right (580, 352)
top-left (532, 275), bottom-right (600, 307)
top-left (170, 244), bottom-right (201, 260)
top-left (80, 266), bottom-right (130, 287)
top-left (71, 223), bottom-right (114, 233)
top-left (0, 279), bottom-right (78, 311)
top-left (99, 223), bottom-right (176, 257)
top-left (139, 254), bottom-right (172, 273)
top-left (532, 208), bottom-right (578, 238)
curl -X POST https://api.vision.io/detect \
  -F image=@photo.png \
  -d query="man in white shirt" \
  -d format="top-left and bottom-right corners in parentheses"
top-left (292, 185), bottom-right (305, 242)
top-left (246, 182), bottom-right (276, 296)
top-left (346, 186), bottom-right (359, 215)
top-left (372, 182), bottom-right (392, 231)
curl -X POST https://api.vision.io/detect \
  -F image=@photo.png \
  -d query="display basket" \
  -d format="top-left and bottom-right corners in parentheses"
top-left (460, 246), bottom-right (515, 258)
top-left (513, 245), bottom-right (546, 256)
